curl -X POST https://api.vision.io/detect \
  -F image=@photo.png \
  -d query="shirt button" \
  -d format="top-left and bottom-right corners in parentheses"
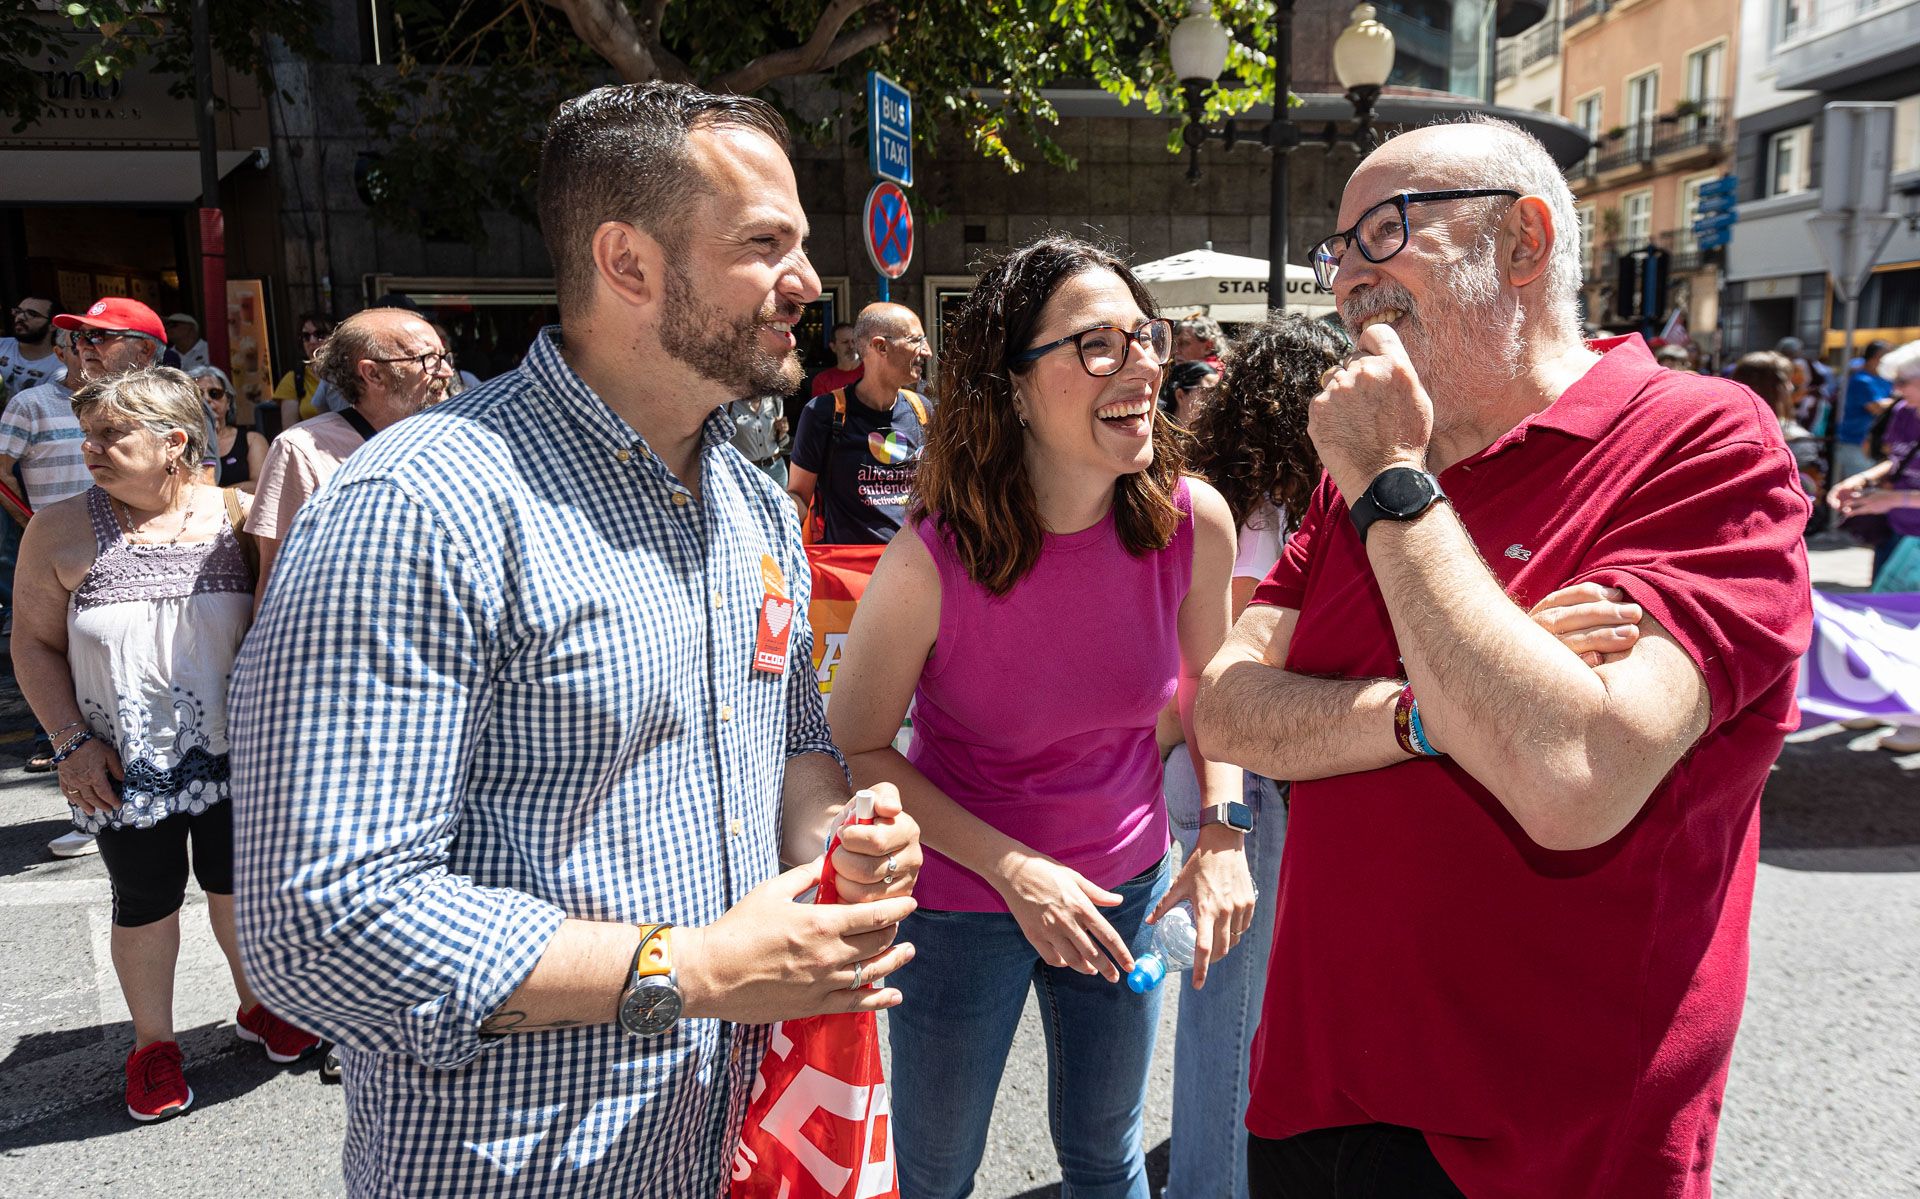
top-left (615, 448), bottom-right (631, 462)
top-left (720, 704), bottom-right (733, 721)
top-left (713, 591), bottom-right (725, 609)
top-left (728, 818), bottom-right (744, 837)
top-left (671, 493), bottom-right (689, 507)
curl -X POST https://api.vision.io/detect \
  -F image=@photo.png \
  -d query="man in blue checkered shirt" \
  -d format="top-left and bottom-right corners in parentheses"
top-left (230, 84), bottom-right (924, 1198)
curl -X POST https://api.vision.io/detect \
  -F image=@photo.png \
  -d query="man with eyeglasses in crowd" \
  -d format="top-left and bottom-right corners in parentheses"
top-left (787, 302), bottom-right (933, 544)
top-left (1196, 116), bottom-right (1811, 1198)
top-left (1, 296), bottom-right (68, 401)
top-left (246, 307), bottom-right (451, 601)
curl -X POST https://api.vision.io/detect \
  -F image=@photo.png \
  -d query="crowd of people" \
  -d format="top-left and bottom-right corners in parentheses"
top-left (0, 75), bottom-right (1888, 1199)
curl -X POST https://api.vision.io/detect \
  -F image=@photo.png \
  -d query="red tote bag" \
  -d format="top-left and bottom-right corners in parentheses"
top-left (730, 792), bottom-right (899, 1199)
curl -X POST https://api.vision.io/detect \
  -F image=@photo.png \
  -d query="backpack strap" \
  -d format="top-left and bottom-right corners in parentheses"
top-left (901, 389), bottom-right (929, 426)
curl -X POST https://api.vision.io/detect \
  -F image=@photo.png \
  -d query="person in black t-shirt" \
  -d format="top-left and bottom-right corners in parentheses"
top-left (787, 303), bottom-right (933, 544)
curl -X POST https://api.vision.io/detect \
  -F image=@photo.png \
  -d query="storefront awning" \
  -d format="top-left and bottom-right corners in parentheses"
top-left (0, 148), bottom-right (264, 205)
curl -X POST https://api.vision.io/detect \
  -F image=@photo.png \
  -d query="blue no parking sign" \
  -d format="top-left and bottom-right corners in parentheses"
top-left (863, 181), bottom-right (913, 280)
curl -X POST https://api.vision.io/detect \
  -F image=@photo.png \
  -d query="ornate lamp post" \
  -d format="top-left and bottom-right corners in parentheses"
top-left (1173, 1), bottom-right (1396, 314)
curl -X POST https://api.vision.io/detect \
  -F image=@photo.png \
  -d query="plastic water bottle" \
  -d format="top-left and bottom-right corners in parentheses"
top-left (1126, 901), bottom-right (1197, 993)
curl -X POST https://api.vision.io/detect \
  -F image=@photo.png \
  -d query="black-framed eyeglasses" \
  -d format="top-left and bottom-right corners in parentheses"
top-left (76, 329), bottom-right (152, 347)
top-left (369, 349), bottom-right (454, 373)
top-left (301, 328), bottom-right (328, 342)
top-left (10, 306), bottom-right (51, 321)
top-left (1310, 189), bottom-right (1522, 289)
top-left (1013, 318), bottom-right (1173, 377)
top-left (201, 386), bottom-right (229, 399)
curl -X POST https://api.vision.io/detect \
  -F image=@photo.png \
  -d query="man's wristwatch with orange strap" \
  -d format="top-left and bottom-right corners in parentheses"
top-left (616, 923), bottom-right (682, 1036)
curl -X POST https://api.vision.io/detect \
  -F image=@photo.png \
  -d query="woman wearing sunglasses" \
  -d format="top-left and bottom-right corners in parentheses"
top-left (828, 235), bottom-right (1252, 1199)
top-left (189, 367), bottom-right (268, 493)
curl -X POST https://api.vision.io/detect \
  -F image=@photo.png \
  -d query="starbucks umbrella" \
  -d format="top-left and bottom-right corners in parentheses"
top-left (1133, 247), bottom-right (1336, 324)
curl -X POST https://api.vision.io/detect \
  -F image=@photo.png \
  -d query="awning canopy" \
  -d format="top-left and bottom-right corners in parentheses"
top-left (0, 148), bottom-right (264, 205)
top-left (1133, 248), bottom-right (1336, 324)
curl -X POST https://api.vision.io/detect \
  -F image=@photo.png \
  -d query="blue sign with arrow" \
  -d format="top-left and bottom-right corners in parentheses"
top-left (1691, 175), bottom-right (1738, 250)
top-left (868, 71), bottom-right (913, 188)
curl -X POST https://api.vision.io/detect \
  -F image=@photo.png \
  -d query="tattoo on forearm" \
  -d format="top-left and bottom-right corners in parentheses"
top-left (479, 1009), bottom-right (586, 1035)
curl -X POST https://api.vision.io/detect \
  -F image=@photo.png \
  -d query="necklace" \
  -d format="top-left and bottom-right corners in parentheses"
top-left (116, 490), bottom-right (197, 547)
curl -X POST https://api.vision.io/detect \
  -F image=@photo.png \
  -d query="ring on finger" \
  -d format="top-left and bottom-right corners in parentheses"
top-left (852, 961), bottom-right (867, 989)
top-left (1317, 365), bottom-right (1341, 390)
top-left (882, 853), bottom-right (898, 885)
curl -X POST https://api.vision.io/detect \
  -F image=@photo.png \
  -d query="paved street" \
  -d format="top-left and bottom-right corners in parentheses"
top-left (1, 538), bottom-right (1916, 1197)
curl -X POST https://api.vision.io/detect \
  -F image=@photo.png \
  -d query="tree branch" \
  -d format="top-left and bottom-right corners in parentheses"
top-left (542, 0), bottom-right (690, 83)
top-left (712, 0), bottom-right (892, 95)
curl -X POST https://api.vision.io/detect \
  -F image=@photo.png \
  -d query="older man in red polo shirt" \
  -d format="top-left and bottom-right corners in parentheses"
top-left (1196, 116), bottom-right (1811, 1199)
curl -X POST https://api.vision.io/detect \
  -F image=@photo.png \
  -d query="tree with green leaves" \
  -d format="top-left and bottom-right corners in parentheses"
top-left (7, 1), bottom-right (1280, 244)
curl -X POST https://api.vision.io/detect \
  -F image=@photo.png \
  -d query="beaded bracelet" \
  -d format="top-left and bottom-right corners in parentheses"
top-left (1393, 682), bottom-right (1444, 758)
top-left (50, 720), bottom-right (84, 740)
top-left (49, 729), bottom-right (94, 764)
top-left (1407, 697), bottom-right (1442, 757)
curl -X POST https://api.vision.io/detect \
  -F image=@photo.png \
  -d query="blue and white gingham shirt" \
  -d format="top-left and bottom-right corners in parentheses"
top-left (231, 329), bottom-right (837, 1198)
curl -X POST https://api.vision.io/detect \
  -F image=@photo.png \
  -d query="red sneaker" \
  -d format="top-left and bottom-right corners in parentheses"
top-left (235, 1003), bottom-right (321, 1064)
top-left (125, 1040), bottom-right (193, 1122)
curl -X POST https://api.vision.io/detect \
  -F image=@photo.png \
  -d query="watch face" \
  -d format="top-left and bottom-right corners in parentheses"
top-left (1371, 468), bottom-right (1437, 517)
top-left (1224, 801), bottom-right (1254, 832)
top-left (620, 981), bottom-right (683, 1036)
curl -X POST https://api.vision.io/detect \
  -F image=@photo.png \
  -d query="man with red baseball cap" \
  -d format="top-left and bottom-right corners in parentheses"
top-left (54, 298), bottom-right (168, 384)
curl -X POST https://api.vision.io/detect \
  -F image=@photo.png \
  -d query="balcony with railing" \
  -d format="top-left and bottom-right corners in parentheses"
top-left (1588, 99), bottom-right (1730, 180)
top-left (1496, 42), bottom-right (1518, 81)
top-left (1563, 0), bottom-right (1608, 32)
top-left (1519, 22), bottom-right (1560, 68)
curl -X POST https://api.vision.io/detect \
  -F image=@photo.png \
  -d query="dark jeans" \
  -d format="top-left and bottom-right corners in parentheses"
top-left (1248, 1126), bottom-right (1466, 1199)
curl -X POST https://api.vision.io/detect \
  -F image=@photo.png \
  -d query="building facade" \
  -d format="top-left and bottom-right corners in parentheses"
top-left (1557, 0), bottom-right (1740, 349)
top-left (1495, 0), bottom-right (1564, 118)
top-left (1722, 0), bottom-right (1920, 359)
top-left (6, 1), bottom-right (1579, 391)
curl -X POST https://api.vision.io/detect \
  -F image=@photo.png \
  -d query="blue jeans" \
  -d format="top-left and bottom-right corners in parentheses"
top-left (1163, 750), bottom-right (1287, 1199)
top-left (890, 850), bottom-right (1174, 1199)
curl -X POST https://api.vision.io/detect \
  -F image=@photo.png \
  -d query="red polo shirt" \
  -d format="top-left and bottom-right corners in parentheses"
top-left (1246, 336), bottom-right (1812, 1198)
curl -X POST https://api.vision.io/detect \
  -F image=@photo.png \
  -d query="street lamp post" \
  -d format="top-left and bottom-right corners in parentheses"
top-left (1173, 1), bottom-right (1395, 315)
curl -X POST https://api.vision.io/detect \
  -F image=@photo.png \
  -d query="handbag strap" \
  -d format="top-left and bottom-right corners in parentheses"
top-left (338, 405), bottom-right (377, 443)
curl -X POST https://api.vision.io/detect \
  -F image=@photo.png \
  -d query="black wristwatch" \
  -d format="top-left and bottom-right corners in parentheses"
top-left (1349, 466), bottom-right (1448, 544)
top-left (1199, 801), bottom-right (1254, 833)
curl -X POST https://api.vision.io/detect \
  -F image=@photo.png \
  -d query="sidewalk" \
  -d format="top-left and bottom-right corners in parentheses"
top-left (0, 632), bottom-right (344, 1197)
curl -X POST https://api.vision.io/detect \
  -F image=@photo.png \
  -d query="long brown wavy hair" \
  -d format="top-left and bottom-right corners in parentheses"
top-left (913, 236), bottom-right (1187, 596)
top-left (1187, 313), bottom-right (1342, 536)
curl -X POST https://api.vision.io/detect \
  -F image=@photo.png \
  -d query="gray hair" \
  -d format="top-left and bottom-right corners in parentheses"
top-left (1458, 114), bottom-right (1583, 341)
top-left (1177, 316), bottom-right (1225, 349)
top-left (188, 365), bottom-right (238, 424)
top-left (1878, 340), bottom-right (1920, 383)
top-left (312, 308), bottom-right (413, 404)
top-left (70, 366), bottom-right (212, 467)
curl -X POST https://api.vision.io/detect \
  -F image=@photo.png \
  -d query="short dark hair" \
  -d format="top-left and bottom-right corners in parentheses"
top-left (1865, 339), bottom-right (1892, 360)
top-left (537, 82), bottom-right (790, 320)
top-left (832, 322), bottom-right (855, 335)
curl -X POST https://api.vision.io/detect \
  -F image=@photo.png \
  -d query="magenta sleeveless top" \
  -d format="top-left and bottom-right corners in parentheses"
top-left (907, 478), bottom-right (1195, 911)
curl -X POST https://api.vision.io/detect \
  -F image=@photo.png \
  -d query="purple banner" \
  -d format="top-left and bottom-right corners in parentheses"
top-left (1798, 590), bottom-right (1920, 724)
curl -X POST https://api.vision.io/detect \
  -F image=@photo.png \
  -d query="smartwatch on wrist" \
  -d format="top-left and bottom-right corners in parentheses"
top-left (616, 924), bottom-right (682, 1036)
top-left (1349, 466), bottom-right (1448, 544)
top-left (1199, 800), bottom-right (1254, 833)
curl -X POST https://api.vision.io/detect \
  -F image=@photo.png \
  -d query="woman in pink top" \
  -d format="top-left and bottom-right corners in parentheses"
top-left (829, 236), bottom-right (1252, 1199)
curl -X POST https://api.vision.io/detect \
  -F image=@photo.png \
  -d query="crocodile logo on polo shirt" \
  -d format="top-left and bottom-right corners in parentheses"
top-left (1505, 544), bottom-right (1532, 561)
